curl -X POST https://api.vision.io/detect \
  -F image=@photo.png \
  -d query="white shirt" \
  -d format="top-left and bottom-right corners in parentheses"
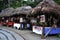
top-left (20, 18), bottom-right (23, 22)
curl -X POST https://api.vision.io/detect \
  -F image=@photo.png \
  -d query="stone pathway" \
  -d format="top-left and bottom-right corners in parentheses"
top-left (0, 26), bottom-right (60, 40)
top-left (0, 28), bottom-right (24, 40)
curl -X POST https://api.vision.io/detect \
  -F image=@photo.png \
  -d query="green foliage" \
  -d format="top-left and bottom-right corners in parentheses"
top-left (25, 0), bottom-right (40, 8)
top-left (10, 1), bottom-right (21, 8)
top-left (0, 1), bottom-right (3, 10)
top-left (0, 0), bottom-right (42, 10)
top-left (10, 0), bottom-right (42, 8)
top-left (10, 0), bottom-right (60, 8)
top-left (54, 0), bottom-right (60, 5)
top-left (0, 0), bottom-right (8, 11)
top-left (27, 2), bottom-right (39, 8)
top-left (10, 0), bottom-right (26, 8)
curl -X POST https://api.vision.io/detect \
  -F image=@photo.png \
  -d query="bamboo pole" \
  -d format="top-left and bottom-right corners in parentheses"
top-left (41, 22), bottom-right (45, 39)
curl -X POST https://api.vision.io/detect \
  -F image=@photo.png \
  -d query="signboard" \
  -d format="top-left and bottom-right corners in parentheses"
top-left (40, 15), bottom-right (45, 22)
top-left (13, 23), bottom-right (21, 29)
top-left (33, 26), bottom-right (42, 34)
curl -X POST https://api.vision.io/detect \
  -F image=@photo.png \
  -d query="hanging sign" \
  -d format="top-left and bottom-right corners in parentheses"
top-left (40, 15), bottom-right (45, 22)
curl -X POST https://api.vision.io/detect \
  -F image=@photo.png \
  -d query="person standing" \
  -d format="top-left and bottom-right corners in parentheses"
top-left (20, 16), bottom-right (24, 30)
top-left (37, 15), bottom-right (40, 26)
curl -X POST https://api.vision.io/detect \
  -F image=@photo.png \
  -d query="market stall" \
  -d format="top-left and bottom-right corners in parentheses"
top-left (0, 6), bottom-right (32, 30)
top-left (31, 0), bottom-right (60, 38)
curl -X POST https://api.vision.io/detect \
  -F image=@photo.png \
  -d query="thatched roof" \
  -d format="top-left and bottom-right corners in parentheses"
top-left (0, 6), bottom-right (32, 17)
top-left (12, 6), bottom-right (32, 15)
top-left (31, 0), bottom-right (60, 15)
top-left (0, 8), bottom-right (14, 17)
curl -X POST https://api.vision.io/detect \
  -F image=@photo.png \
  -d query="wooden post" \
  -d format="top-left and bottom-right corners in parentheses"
top-left (40, 15), bottom-right (45, 39)
top-left (41, 22), bottom-right (45, 39)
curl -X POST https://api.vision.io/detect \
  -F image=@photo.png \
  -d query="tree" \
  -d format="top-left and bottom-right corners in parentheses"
top-left (23, 0), bottom-right (42, 8)
top-left (54, 0), bottom-right (60, 5)
top-left (0, 0), bottom-right (8, 12)
top-left (0, 1), bottom-right (3, 12)
top-left (1, 0), bottom-right (60, 11)
top-left (10, 0), bottom-right (23, 8)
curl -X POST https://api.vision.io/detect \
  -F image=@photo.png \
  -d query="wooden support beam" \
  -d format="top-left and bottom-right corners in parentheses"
top-left (41, 22), bottom-right (45, 39)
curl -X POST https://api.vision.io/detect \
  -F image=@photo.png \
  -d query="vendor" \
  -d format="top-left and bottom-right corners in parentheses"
top-left (11, 17), bottom-right (14, 22)
top-left (26, 18), bottom-right (31, 30)
top-left (37, 15), bottom-right (40, 23)
top-left (20, 16), bottom-right (23, 23)
top-left (37, 15), bottom-right (42, 26)
top-left (20, 16), bottom-right (24, 29)
top-left (30, 17), bottom-right (37, 30)
top-left (2, 17), bottom-right (5, 22)
top-left (16, 17), bottom-right (19, 23)
top-left (31, 17), bottom-right (37, 25)
top-left (48, 16), bottom-right (57, 28)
